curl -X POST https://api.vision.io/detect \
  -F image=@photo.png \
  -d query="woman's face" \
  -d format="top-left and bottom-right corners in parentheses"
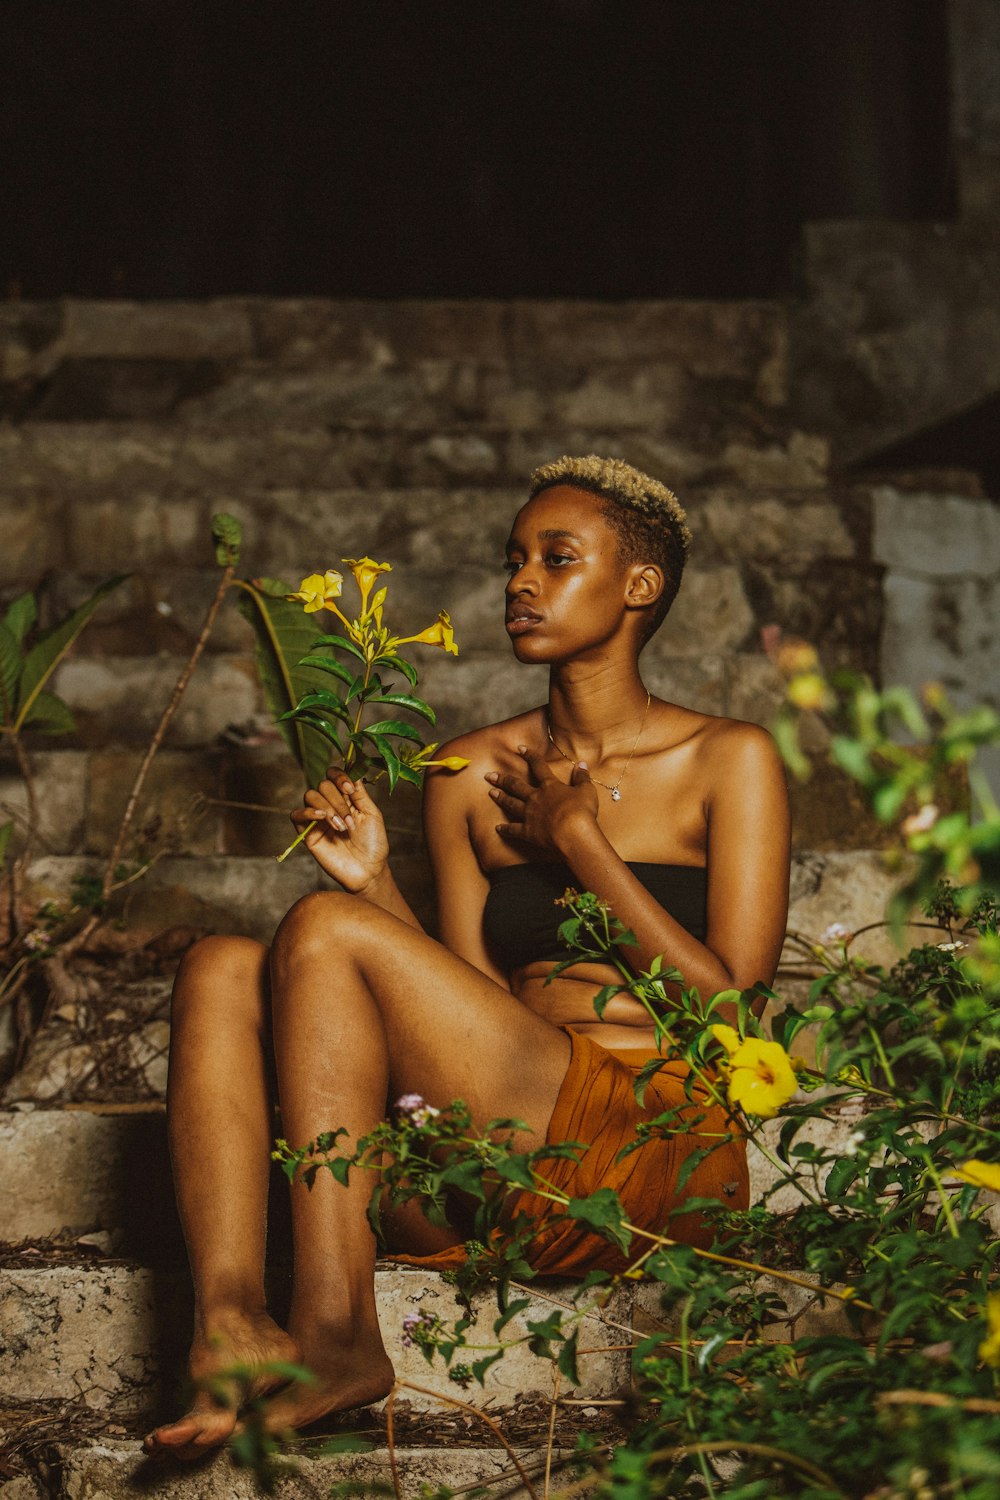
top-left (503, 485), bottom-right (632, 663)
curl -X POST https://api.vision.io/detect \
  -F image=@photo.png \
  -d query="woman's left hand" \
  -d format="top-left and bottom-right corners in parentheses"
top-left (487, 747), bottom-right (599, 855)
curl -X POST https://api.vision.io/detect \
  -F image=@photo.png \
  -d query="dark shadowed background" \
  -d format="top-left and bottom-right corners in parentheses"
top-left (2, 0), bottom-right (953, 300)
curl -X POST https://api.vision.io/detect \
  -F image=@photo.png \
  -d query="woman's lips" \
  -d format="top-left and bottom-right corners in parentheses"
top-left (505, 608), bottom-right (543, 636)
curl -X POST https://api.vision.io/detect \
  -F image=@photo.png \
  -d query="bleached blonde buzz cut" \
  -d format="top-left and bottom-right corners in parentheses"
top-left (528, 454), bottom-right (691, 552)
top-left (528, 454), bottom-right (690, 640)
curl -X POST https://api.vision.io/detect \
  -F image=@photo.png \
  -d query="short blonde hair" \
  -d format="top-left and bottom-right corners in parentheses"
top-left (528, 454), bottom-right (690, 637)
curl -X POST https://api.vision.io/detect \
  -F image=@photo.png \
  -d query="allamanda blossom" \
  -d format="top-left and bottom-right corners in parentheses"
top-left (286, 570), bottom-right (345, 614)
top-left (710, 1024), bottom-right (799, 1120)
top-left (979, 1293), bottom-right (1000, 1368)
top-left (955, 1160), bottom-right (1000, 1193)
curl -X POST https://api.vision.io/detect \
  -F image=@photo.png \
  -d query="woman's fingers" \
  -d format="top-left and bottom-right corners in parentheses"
top-left (487, 786), bottom-right (525, 820)
top-left (484, 770), bottom-right (532, 801)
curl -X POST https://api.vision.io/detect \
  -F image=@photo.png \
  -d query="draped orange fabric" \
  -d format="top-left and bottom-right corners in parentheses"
top-left (391, 1030), bottom-right (748, 1278)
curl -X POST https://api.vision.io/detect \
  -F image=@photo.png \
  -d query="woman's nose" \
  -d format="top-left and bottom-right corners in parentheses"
top-left (506, 566), bottom-right (539, 597)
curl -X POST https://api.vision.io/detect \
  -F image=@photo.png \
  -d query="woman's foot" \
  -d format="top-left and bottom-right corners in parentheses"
top-left (254, 1329), bottom-right (395, 1435)
top-left (143, 1308), bottom-right (300, 1461)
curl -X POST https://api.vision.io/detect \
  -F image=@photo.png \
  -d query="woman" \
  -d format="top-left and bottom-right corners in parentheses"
top-left (146, 454), bottom-right (790, 1457)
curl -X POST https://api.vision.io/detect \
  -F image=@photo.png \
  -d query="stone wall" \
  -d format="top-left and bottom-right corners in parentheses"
top-left (0, 297), bottom-right (890, 938)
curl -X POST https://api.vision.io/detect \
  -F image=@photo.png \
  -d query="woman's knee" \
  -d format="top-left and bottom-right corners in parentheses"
top-left (270, 890), bottom-right (380, 977)
top-left (172, 934), bottom-right (270, 1026)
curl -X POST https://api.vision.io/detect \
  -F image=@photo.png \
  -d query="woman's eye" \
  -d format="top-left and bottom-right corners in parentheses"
top-left (546, 553), bottom-right (574, 567)
top-left (502, 559), bottom-right (522, 575)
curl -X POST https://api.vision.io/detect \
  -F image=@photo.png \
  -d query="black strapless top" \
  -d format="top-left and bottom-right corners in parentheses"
top-left (482, 861), bottom-right (707, 973)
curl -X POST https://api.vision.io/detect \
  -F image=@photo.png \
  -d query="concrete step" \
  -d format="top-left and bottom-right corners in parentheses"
top-left (0, 1259), bottom-right (633, 1417)
top-left (0, 1436), bottom-right (576, 1500)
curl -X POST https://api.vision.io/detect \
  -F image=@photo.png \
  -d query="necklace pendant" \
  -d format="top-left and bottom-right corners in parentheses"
top-left (610, 787), bottom-right (622, 801)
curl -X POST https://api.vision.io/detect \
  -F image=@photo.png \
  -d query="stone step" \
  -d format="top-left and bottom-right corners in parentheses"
top-left (0, 1260), bottom-right (633, 1417)
top-left (1, 1437), bottom-right (574, 1500)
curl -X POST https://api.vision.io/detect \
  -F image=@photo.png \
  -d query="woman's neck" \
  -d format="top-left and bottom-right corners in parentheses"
top-left (546, 661), bottom-right (650, 762)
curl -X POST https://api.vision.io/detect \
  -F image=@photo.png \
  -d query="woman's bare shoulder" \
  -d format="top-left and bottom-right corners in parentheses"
top-left (659, 702), bottom-right (783, 775)
top-left (431, 708), bottom-right (546, 772)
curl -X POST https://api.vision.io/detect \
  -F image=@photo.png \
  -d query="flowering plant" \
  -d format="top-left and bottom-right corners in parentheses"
top-left (275, 556), bottom-right (467, 861)
top-left (268, 662), bottom-right (1000, 1499)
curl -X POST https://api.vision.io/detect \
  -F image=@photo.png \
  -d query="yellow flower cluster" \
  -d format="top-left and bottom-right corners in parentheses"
top-left (287, 558), bottom-right (458, 656)
top-left (710, 1024), bottom-right (799, 1119)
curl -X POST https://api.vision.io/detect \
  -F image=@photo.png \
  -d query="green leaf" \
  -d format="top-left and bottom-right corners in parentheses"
top-left (22, 690), bottom-right (76, 736)
top-left (556, 1329), bottom-right (581, 1385)
top-left (310, 632), bottom-right (366, 663)
top-left (280, 691), bottom-right (352, 724)
top-left (320, 1435), bottom-right (376, 1455)
top-left (285, 712), bottom-right (345, 755)
top-left (370, 737), bottom-right (401, 791)
top-left (15, 576), bottom-right (129, 734)
top-left (471, 1351), bottom-right (504, 1386)
top-left (0, 822), bottom-right (13, 863)
top-left (378, 652), bottom-right (419, 686)
top-left (234, 582), bottom-right (341, 789)
top-left (363, 719), bottom-right (425, 743)
top-left (369, 692), bottom-right (436, 725)
top-left (0, 623), bottom-right (21, 723)
top-left (211, 511), bottom-right (242, 567)
top-left (2, 592), bottom-right (36, 647)
top-left (493, 1297), bottom-right (532, 1336)
top-left (295, 654), bottom-right (356, 687)
top-left (566, 1188), bottom-right (631, 1254)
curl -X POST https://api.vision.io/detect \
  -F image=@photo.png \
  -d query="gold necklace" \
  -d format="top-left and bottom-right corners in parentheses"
top-left (545, 690), bottom-right (652, 802)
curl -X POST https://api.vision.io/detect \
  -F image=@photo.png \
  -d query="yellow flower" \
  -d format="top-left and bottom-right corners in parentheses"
top-left (343, 557), bottom-right (392, 613)
top-left (776, 639), bottom-right (819, 677)
top-left (955, 1160), bottom-right (1000, 1193)
top-left (787, 672), bottom-right (830, 711)
top-left (422, 755), bottom-right (470, 772)
top-left (395, 611), bottom-right (459, 656)
top-left (287, 570), bottom-right (345, 614)
top-left (711, 1028), bottom-right (798, 1119)
top-left (979, 1293), bottom-right (1000, 1368)
top-left (710, 1024), bottom-right (741, 1056)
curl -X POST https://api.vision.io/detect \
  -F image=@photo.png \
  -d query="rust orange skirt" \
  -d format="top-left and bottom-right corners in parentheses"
top-left (391, 1029), bottom-right (748, 1278)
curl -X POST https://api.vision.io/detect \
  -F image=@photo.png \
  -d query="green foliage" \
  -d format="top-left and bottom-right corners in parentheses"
top-left (235, 563), bottom-right (463, 810)
top-left (269, 670), bottom-right (1000, 1498)
top-left (233, 579), bottom-right (339, 791)
top-left (211, 510), bottom-right (242, 568)
top-left (0, 577), bottom-right (128, 738)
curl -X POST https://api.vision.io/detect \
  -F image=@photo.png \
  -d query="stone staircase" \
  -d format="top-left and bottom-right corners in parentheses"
top-left (0, 1100), bottom-right (633, 1497)
top-left (0, 1094), bottom-right (874, 1499)
top-left (0, 295), bottom-right (972, 1494)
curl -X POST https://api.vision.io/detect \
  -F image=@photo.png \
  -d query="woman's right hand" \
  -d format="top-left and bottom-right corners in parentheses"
top-left (290, 771), bottom-right (390, 893)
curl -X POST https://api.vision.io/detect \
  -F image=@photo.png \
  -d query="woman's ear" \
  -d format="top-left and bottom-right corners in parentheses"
top-left (624, 562), bottom-right (665, 611)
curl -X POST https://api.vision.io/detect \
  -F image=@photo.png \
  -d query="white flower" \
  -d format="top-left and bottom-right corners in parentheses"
top-left (842, 1128), bottom-right (866, 1158)
top-left (822, 922), bottom-right (851, 945)
top-left (937, 940), bottom-right (965, 953)
top-left (901, 803), bottom-right (939, 837)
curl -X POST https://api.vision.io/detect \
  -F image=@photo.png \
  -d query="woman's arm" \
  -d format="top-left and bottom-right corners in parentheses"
top-left (556, 725), bottom-right (789, 996)
top-left (423, 737), bottom-right (513, 988)
top-left (490, 724), bottom-right (790, 1004)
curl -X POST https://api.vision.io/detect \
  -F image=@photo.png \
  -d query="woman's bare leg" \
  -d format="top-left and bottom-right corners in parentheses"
top-left (261, 889), bottom-right (572, 1432)
top-left (145, 936), bottom-right (298, 1458)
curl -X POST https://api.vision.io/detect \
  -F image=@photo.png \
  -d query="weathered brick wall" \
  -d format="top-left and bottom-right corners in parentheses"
top-left (0, 297), bottom-right (889, 950)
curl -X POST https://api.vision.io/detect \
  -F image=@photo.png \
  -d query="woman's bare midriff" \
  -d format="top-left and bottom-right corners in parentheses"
top-left (512, 960), bottom-right (660, 1052)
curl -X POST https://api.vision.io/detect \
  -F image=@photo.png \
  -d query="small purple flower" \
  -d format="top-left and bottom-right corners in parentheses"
top-left (821, 922), bottom-right (851, 946)
top-left (23, 930), bottom-right (52, 953)
top-left (401, 1309), bottom-right (437, 1348)
top-left (394, 1093), bottom-right (440, 1128)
